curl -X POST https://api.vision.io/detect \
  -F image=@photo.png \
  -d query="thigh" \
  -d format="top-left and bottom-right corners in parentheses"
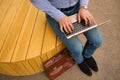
top-left (46, 14), bottom-right (83, 51)
top-left (83, 28), bottom-right (103, 45)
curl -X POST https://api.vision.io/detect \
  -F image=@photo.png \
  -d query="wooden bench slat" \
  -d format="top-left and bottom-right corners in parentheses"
top-left (40, 53), bottom-right (48, 63)
top-left (46, 49), bottom-right (57, 60)
top-left (0, 63), bottom-right (25, 75)
top-left (0, 0), bottom-right (23, 61)
top-left (28, 59), bottom-right (41, 73)
top-left (11, 4), bottom-right (38, 62)
top-left (0, 0), bottom-right (22, 49)
top-left (0, 0), bottom-right (30, 62)
top-left (22, 61), bottom-right (35, 74)
top-left (0, 63), bottom-right (18, 75)
top-left (26, 11), bottom-right (46, 59)
top-left (16, 62), bottom-right (32, 75)
top-left (0, 64), bottom-right (8, 74)
top-left (8, 63), bottom-right (26, 75)
top-left (0, 0), bottom-right (2, 4)
top-left (34, 57), bottom-right (44, 72)
top-left (56, 37), bottom-right (63, 46)
top-left (0, 0), bottom-right (12, 25)
top-left (41, 22), bottom-right (57, 55)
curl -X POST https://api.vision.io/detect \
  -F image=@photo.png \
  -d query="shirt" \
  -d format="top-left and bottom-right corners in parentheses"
top-left (30, 0), bottom-right (89, 21)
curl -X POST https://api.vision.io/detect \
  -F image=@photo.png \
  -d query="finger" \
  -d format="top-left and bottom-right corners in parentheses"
top-left (69, 23), bottom-right (74, 31)
top-left (60, 25), bottom-right (64, 33)
top-left (68, 21), bottom-right (74, 31)
top-left (63, 25), bottom-right (69, 33)
top-left (66, 22), bottom-right (73, 33)
top-left (87, 16), bottom-right (92, 25)
top-left (88, 15), bottom-right (94, 25)
top-left (67, 23), bottom-right (74, 33)
top-left (86, 14), bottom-right (93, 26)
top-left (67, 26), bottom-right (72, 33)
top-left (77, 14), bottom-right (81, 23)
top-left (84, 18), bottom-right (88, 26)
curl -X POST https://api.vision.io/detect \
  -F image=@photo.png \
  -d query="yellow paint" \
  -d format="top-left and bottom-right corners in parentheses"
top-left (0, 0), bottom-right (80, 76)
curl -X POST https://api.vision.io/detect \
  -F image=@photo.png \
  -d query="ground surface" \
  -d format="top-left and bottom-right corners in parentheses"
top-left (0, 0), bottom-right (120, 80)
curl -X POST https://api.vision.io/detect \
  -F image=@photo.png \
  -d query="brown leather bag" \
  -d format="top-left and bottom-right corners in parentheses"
top-left (43, 48), bottom-right (75, 80)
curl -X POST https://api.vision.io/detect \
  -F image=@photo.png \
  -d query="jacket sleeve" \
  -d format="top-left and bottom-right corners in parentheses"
top-left (30, 0), bottom-right (65, 22)
top-left (80, 0), bottom-right (89, 5)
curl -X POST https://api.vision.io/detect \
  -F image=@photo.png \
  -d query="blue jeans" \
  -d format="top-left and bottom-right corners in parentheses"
top-left (46, 3), bottom-right (103, 64)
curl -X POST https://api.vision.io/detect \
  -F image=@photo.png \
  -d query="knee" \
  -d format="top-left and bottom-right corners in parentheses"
top-left (66, 37), bottom-right (83, 56)
top-left (68, 45), bottom-right (83, 58)
top-left (92, 37), bottom-right (103, 48)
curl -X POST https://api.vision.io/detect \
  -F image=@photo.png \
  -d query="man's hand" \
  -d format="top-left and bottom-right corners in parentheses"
top-left (58, 16), bottom-right (74, 33)
top-left (78, 8), bottom-right (94, 25)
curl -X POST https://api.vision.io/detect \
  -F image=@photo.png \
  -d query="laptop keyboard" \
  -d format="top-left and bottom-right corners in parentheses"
top-left (64, 21), bottom-right (97, 39)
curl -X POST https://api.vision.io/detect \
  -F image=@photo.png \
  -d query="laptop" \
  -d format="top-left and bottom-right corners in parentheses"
top-left (64, 14), bottom-right (110, 39)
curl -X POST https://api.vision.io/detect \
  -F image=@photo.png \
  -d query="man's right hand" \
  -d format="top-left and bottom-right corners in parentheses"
top-left (58, 16), bottom-right (74, 34)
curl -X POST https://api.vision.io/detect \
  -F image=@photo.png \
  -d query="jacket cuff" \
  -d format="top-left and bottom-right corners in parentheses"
top-left (80, 0), bottom-right (89, 5)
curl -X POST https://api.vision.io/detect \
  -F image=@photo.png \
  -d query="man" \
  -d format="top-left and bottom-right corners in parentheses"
top-left (30, 0), bottom-right (103, 76)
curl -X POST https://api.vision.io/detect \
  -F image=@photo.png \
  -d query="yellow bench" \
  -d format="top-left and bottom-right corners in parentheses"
top-left (0, 0), bottom-right (86, 76)
top-left (0, 0), bottom-right (66, 76)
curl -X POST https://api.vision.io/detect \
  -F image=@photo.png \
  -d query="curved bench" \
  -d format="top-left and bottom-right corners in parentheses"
top-left (0, 0), bottom-right (86, 76)
top-left (0, 0), bottom-right (66, 76)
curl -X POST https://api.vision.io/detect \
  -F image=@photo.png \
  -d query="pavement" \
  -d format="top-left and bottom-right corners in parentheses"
top-left (0, 0), bottom-right (120, 80)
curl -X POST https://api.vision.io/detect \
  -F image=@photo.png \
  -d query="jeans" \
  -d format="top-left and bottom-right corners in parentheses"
top-left (46, 2), bottom-right (103, 64)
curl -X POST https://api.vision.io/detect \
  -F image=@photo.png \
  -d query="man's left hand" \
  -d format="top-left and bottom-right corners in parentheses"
top-left (77, 8), bottom-right (94, 25)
